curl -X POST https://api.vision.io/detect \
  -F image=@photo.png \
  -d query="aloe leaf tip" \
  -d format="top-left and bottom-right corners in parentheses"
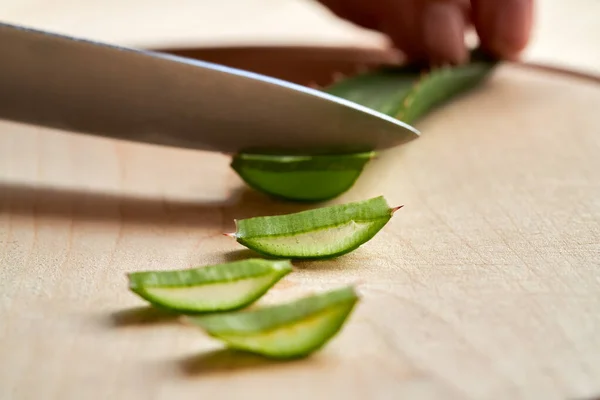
top-left (391, 205), bottom-right (404, 214)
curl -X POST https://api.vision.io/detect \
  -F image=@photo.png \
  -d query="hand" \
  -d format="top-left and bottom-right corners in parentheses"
top-left (316, 0), bottom-right (534, 65)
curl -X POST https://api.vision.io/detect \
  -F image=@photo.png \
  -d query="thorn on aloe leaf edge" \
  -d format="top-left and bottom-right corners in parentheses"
top-left (391, 205), bottom-right (404, 214)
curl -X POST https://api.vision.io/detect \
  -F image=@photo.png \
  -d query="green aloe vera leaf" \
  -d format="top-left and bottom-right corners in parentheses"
top-left (324, 58), bottom-right (496, 124)
top-left (396, 60), bottom-right (497, 124)
top-left (185, 285), bottom-right (359, 359)
top-left (230, 152), bottom-right (374, 202)
top-left (127, 259), bottom-right (293, 313)
top-left (322, 65), bottom-right (422, 117)
top-left (228, 196), bottom-right (401, 259)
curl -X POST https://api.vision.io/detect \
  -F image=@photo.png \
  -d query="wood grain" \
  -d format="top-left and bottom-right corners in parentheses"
top-left (2, 0), bottom-right (600, 398)
top-left (1, 60), bottom-right (599, 400)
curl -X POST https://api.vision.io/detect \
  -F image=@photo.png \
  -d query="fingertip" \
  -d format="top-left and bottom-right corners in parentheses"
top-left (379, 0), bottom-right (427, 63)
top-left (473, 0), bottom-right (534, 59)
top-left (422, 2), bottom-right (469, 65)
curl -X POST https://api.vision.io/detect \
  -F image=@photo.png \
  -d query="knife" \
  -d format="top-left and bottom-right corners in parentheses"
top-left (0, 22), bottom-right (419, 155)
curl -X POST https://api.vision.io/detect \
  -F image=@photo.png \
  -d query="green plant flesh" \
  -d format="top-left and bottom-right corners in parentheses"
top-left (185, 286), bottom-right (359, 359)
top-left (231, 152), bottom-right (374, 202)
top-left (323, 66), bottom-right (421, 118)
top-left (127, 259), bottom-right (293, 313)
top-left (394, 61), bottom-right (496, 123)
top-left (229, 196), bottom-right (399, 259)
top-left (231, 56), bottom-right (496, 202)
top-left (324, 58), bottom-right (496, 124)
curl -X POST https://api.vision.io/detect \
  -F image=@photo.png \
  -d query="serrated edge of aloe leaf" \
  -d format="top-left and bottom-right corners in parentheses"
top-left (183, 286), bottom-right (360, 358)
top-left (323, 68), bottom-right (421, 117)
top-left (396, 61), bottom-right (497, 124)
top-left (126, 259), bottom-right (293, 313)
top-left (323, 51), bottom-right (497, 126)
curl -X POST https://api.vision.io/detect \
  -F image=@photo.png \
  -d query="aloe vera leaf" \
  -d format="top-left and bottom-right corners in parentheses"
top-left (322, 66), bottom-right (421, 117)
top-left (324, 59), bottom-right (496, 124)
top-left (127, 259), bottom-right (293, 313)
top-left (396, 61), bottom-right (496, 124)
top-left (231, 152), bottom-right (374, 202)
top-left (229, 196), bottom-right (400, 259)
top-left (185, 286), bottom-right (359, 359)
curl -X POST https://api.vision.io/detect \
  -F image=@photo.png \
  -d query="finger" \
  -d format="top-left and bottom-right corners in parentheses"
top-left (315, 0), bottom-right (380, 31)
top-left (422, 1), bottom-right (469, 65)
top-left (317, 0), bottom-right (427, 62)
top-left (317, 0), bottom-right (471, 65)
top-left (471, 0), bottom-right (534, 59)
top-left (376, 0), bottom-right (427, 62)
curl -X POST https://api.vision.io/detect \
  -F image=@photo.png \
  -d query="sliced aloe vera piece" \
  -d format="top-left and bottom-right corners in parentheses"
top-left (127, 259), bottom-right (293, 313)
top-left (231, 152), bottom-right (374, 202)
top-left (186, 286), bottom-right (359, 359)
top-left (229, 196), bottom-right (400, 259)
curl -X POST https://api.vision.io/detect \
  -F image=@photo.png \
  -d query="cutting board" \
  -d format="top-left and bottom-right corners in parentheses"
top-left (1, 42), bottom-right (599, 400)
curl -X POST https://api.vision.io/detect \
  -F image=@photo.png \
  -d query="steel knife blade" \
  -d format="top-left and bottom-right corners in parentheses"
top-left (0, 22), bottom-right (420, 155)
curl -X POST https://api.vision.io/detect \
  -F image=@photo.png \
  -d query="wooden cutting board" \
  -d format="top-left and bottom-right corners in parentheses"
top-left (1, 43), bottom-right (599, 400)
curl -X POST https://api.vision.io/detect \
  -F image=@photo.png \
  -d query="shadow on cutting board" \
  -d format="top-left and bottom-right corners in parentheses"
top-left (221, 248), bottom-right (367, 273)
top-left (177, 348), bottom-right (297, 376)
top-left (0, 182), bottom-right (319, 230)
top-left (0, 182), bottom-right (231, 229)
top-left (110, 305), bottom-right (180, 327)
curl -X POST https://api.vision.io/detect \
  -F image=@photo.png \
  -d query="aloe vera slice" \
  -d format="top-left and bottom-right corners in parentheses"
top-left (186, 286), bottom-right (359, 359)
top-left (229, 196), bottom-right (400, 259)
top-left (127, 259), bottom-right (293, 313)
top-left (231, 152), bottom-right (374, 202)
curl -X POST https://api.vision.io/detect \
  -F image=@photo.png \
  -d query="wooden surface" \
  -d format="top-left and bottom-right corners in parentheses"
top-left (2, 2), bottom-right (600, 400)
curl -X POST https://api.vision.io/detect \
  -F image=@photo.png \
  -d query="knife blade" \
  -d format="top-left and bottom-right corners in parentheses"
top-left (0, 22), bottom-right (419, 155)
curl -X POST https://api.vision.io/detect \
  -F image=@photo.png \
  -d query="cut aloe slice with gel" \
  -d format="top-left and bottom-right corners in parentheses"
top-left (231, 152), bottom-right (374, 202)
top-left (228, 196), bottom-right (401, 259)
top-left (185, 286), bottom-right (360, 359)
top-left (127, 259), bottom-right (293, 313)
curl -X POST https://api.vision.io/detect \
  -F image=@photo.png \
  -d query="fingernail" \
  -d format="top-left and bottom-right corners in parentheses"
top-left (492, 0), bottom-right (532, 58)
top-left (423, 2), bottom-right (467, 65)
